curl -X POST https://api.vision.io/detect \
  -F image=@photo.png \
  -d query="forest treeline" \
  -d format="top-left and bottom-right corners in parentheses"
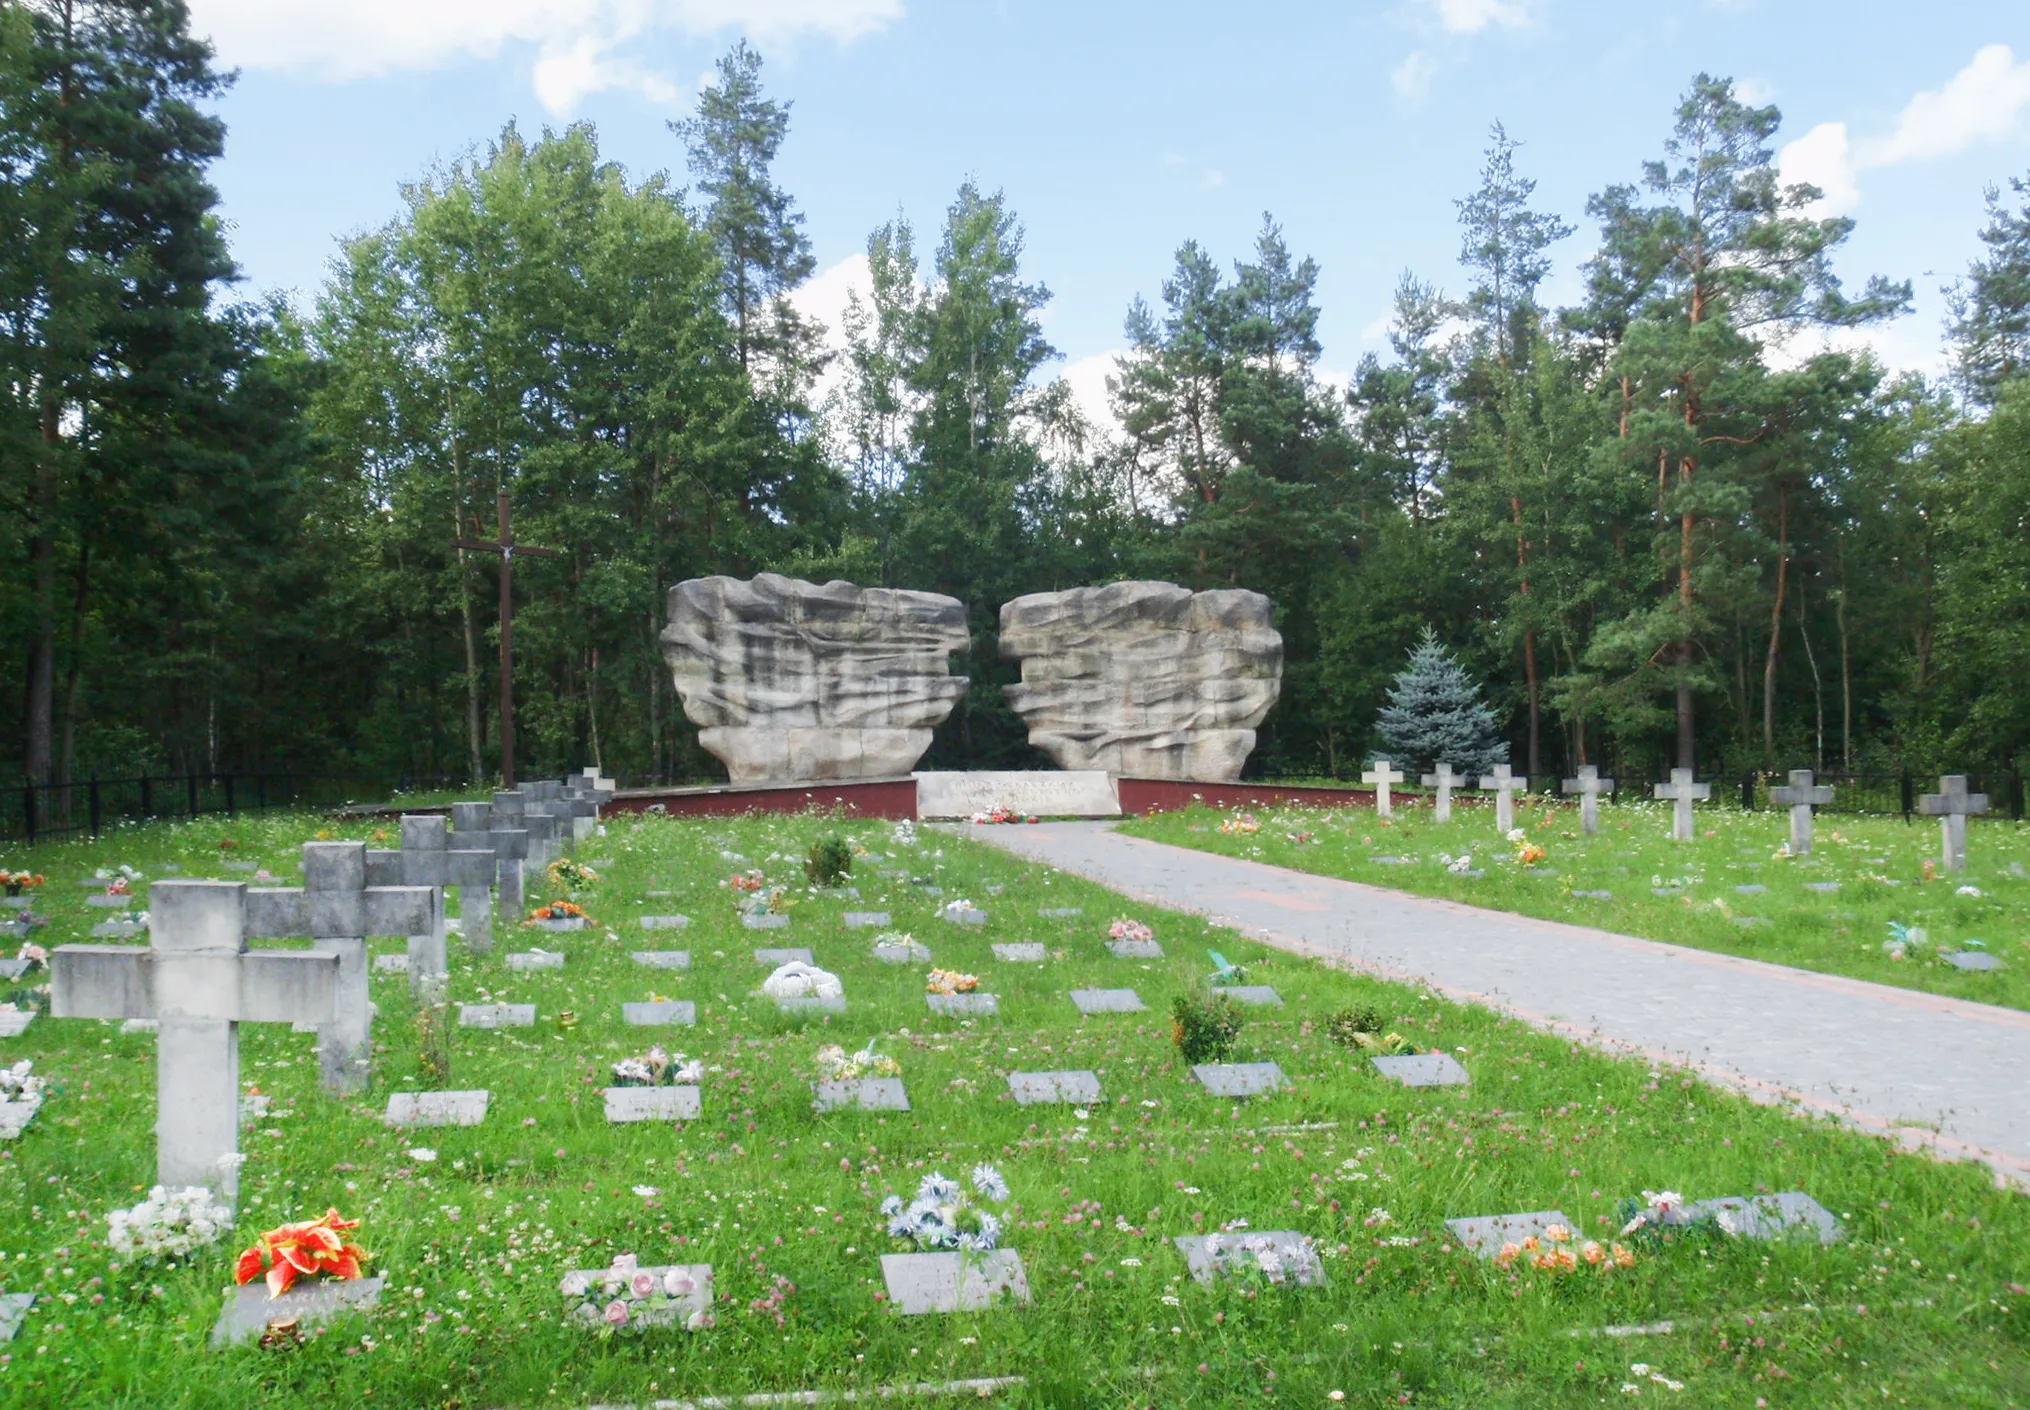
top-left (6, 1), bottom-right (2030, 788)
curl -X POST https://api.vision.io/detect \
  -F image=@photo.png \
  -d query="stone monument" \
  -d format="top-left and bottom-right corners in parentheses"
top-left (998, 581), bottom-right (1282, 782)
top-left (661, 574), bottom-right (970, 782)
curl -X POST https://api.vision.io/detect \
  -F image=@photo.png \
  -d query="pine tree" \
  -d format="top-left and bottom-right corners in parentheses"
top-left (1375, 628), bottom-right (1509, 776)
top-left (1947, 173), bottom-right (2030, 406)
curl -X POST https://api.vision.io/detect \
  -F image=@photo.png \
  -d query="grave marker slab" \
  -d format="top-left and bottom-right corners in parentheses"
top-left (777, 996), bottom-right (846, 1016)
top-left (1446, 1210), bottom-right (1575, 1258)
top-left (742, 913), bottom-right (791, 931)
top-left (1213, 985), bottom-right (1283, 1007)
top-left (211, 1276), bottom-right (385, 1349)
top-left (603, 1087), bottom-right (701, 1122)
top-left (631, 951), bottom-right (691, 971)
top-left (843, 911), bottom-right (892, 929)
top-left (1682, 1192), bottom-right (1843, 1244)
top-left (1654, 769), bottom-right (1712, 843)
top-left (754, 947), bottom-right (814, 966)
top-left (1007, 1070), bottom-right (1101, 1105)
top-left (0, 1293), bottom-right (31, 1343)
top-left (1371, 1052), bottom-right (1470, 1087)
top-left (1421, 763), bottom-right (1463, 823)
top-left (1560, 765), bottom-right (1615, 836)
top-left (1361, 758), bottom-right (1405, 819)
top-left (813, 1077), bottom-right (909, 1113)
top-left (120, 1018), bottom-right (156, 1035)
top-left (1805, 881), bottom-right (1841, 894)
top-left (1070, 987), bottom-right (1145, 1014)
top-left (531, 916), bottom-right (588, 933)
top-left (639, 915), bottom-right (690, 931)
top-left (1037, 908), bottom-right (1084, 919)
top-left (1106, 939), bottom-right (1163, 959)
top-left (90, 920), bottom-right (144, 940)
top-left (1734, 884), bottom-right (1768, 895)
top-left (85, 894), bottom-right (131, 909)
top-left (1173, 1231), bottom-right (1324, 1287)
top-left (1572, 889), bottom-right (1613, 901)
top-left (874, 943), bottom-right (932, 964)
top-left (916, 770), bottom-right (1119, 820)
top-left (1478, 765), bottom-right (1528, 834)
top-left (0, 1010), bottom-right (31, 1039)
top-left (505, 951), bottom-right (564, 972)
top-left (1947, 950), bottom-right (2003, 971)
top-left (941, 908), bottom-right (988, 926)
top-left (1193, 1062), bottom-right (1286, 1098)
top-left (0, 1091), bottom-right (43, 1139)
top-left (563, 1263), bottom-right (713, 1330)
top-left (384, 1090), bottom-right (489, 1127)
top-left (622, 1001), bottom-right (696, 1026)
top-left (0, 958), bottom-right (27, 980)
top-left (926, 992), bottom-right (999, 1017)
top-left (879, 1250), bottom-right (1030, 1315)
top-left (992, 943), bottom-right (1047, 963)
top-left (458, 1004), bottom-right (535, 1029)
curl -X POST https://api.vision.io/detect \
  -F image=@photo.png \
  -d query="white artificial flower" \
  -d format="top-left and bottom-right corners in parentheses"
top-left (408, 1147), bottom-right (438, 1162)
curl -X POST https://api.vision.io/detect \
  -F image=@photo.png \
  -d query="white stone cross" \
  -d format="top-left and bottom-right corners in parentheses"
top-left (488, 790), bottom-right (542, 902)
top-left (243, 842), bottom-right (437, 1095)
top-left (1420, 763), bottom-right (1462, 823)
top-left (49, 880), bottom-right (337, 1204)
top-left (515, 787), bottom-right (567, 870)
top-left (1560, 765), bottom-right (1615, 836)
top-left (1767, 769), bottom-right (1835, 856)
top-left (1653, 768), bottom-right (1712, 843)
top-left (1477, 764), bottom-right (1529, 834)
top-left (1362, 758), bottom-right (1406, 819)
top-left (364, 815), bottom-right (496, 983)
top-left (452, 800), bottom-right (527, 944)
top-left (1917, 775), bottom-right (1989, 874)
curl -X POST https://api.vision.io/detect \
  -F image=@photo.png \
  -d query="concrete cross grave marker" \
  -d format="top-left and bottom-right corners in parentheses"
top-left (243, 842), bottom-right (437, 1095)
top-left (1766, 769), bottom-right (1835, 857)
top-left (1362, 758), bottom-right (1406, 819)
top-left (362, 815), bottom-right (495, 990)
top-left (481, 793), bottom-right (533, 914)
top-left (1653, 768), bottom-right (1711, 843)
top-left (49, 880), bottom-right (338, 1203)
top-left (1560, 765), bottom-right (1615, 836)
top-left (1478, 765), bottom-right (1528, 834)
top-left (1918, 774), bottom-right (1988, 874)
top-left (1421, 763), bottom-right (1462, 823)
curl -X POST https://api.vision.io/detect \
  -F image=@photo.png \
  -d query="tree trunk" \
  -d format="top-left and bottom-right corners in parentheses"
top-left (1797, 573), bottom-right (1824, 774)
top-left (1761, 489), bottom-right (1788, 767)
top-left (454, 460), bottom-right (485, 786)
top-left (57, 543), bottom-right (90, 787)
top-left (26, 401), bottom-right (60, 786)
top-left (1512, 495), bottom-right (1540, 778)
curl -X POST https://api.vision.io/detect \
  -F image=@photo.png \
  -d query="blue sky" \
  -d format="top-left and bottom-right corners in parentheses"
top-left (194, 0), bottom-right (2030, 414)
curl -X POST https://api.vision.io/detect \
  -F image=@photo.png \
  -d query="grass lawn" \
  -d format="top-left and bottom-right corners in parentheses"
top-left (0, 807), bottom-right (2024, 1406)
top-left (1119, 798), bottom-right (2030, 1013)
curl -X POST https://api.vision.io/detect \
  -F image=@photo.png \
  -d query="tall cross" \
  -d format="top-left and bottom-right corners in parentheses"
top-left (1917, 774), bottom-right (1988, 874)
top-left (1654, 768), bottom-right (1711, 843)
top-left (1478, 764), bottom-right (1528, 834)
top-left (1362, 758), bottom-right (1406, 820)
top-left (1421, 763), bottom-right (1462, 823)
top-left (1768, 769), bottom-right (1835, 857)
top-left (49, 881), bottom-right (338, 1204)
top-left (452, 493), bottom-right (559, 790)
top-left (1561, 764), bottom-right (1616, 836)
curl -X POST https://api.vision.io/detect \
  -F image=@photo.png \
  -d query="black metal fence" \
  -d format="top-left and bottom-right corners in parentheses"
top-left (4, 771), bottom-right (464, 846)
top-left (1588, 769), bottom-right (2025, 820)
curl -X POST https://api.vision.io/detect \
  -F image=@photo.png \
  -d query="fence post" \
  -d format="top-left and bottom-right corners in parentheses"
top-left (1740, 772), bottom-right (1755, 811)
top-left (139, 774), bottom-right (152, 818)
top-left (187, 772), bottom-right (199, 818)
top-left (255, 773), bottom-right (266, 812)
top-left (88, 777), bottom-right (102, 836)
top-left (224, 773), bottom-right (236, 817)
top-left (22, 786), bottom-right (34, 846)
top-left (1900, 770), bottom-right (1914, 822)
top-left (2012, 768), bottom-right (2025, 822)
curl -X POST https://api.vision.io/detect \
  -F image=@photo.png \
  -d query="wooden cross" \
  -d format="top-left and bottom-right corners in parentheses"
top-left (1420, 763), bottom-right (1462, 823)
top-left (452, 493), bottom-right (559, 790)
top-left (49, 881), bottom-right (339, 1203)
top-left (1767, 769), bottom-right (1835, 857)
top-left (1478, 764), bottom-right (1528, 834)
top-left (1560, 764), bottom-right (1616, 836)
top-left (1653, 768), bottom-right (1711, 843)
top-left (1362, 758), bottom-right (1406, 819)
top-left (1917, 774), bottom-right (1988, 874)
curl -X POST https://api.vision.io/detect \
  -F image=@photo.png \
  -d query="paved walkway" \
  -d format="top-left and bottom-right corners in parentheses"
top-left (965, 821), bottom-right (2030, 1187)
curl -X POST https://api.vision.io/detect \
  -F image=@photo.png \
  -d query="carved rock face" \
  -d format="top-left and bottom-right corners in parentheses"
top-left (999, 582), bottom-right (1282, 782)
top-left (661, 574), bottom-right (970, 782)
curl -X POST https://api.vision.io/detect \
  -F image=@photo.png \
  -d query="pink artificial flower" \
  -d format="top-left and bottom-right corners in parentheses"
top-left (603, 1300), bottom-right (630, 1326)
top-left (630, 1272), bottom-right (655, 1299)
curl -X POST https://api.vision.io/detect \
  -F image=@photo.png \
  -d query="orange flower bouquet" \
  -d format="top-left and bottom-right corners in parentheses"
top-left (528, 900), bottom-right (590, 924)
top-left (235, 1208), bottom-right (367, 1299)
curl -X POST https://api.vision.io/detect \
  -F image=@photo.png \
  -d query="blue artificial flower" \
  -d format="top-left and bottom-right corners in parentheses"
top-left (880, 1195), bottom-right (903, 1217)
top-left (969, 1163), bottom-right (1009, 1202)
top-left (919, 1172), bottom-right (961, 1204)
top-left (970, 1211), bottom-right (1002, 1250)
top-left (887, 1212), bottom-right (918, 1239)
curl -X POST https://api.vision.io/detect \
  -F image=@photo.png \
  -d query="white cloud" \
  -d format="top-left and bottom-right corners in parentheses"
top-left (788, 251), bottom-right (873, 409)
top-left (186, 0), bottom-right (903, 112)
top-left (1779, 44), bottom-right (2030, 217)
top-left (1427, 0), bottom-right (1531, 34)
top-left (1733, 76), bottom-right (1777, 106)
top-left (1061, 351), bottom-right (1123, 439)
top-left (1392, 50), bottom-right (1440, 100)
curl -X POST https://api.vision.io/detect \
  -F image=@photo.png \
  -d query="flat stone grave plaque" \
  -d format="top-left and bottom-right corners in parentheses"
top-left (1106, 939), bottom-right (1163, 959)
top-left (1193, 1062), bottom-right (1286, 1098)
top-left (941, 908), bottom-right (987, 926)
top-left (1372, 856), bottom-right (1411, 866)
top-left (506, 951), bottom-right (564, 971)
top-left (874, 944), bottom-right (932, 964)
top-left (0, 1093), bottom-right (43, 1140)
top-left (813, 1077), bottom-right (909, 1113)
top-left (812, 886), bottom-right (861, 900)
top-left (533, 916), bottom-right (588, 932)
top-left (1652, 886), bottom-right (1682, 897)
top-left (1037, 907), bottom-right (1083, 919)
top-left (743, 913), bottom-right (791, 931)
top-left (385, 1090), bottom-right (490, 1127)
top-left (0, 959), bottom-right (28, 980)
top-left (0, 1293), bottom-right (32, 1342)
top-left (880, 1250), bottom-right (1031, 1315)
top-left (459, 1003), bottom-right (535, 1029)
top-left (1372, 1052), bottom-right (1470, 1087)
top-left (917, 769), bottom-right (1119, 820)
top-left (640, 915), bottom-right (690, 931)
top-left (373, 953), bottom-right (409, 973)
top-left (0, 1011), bottom-right (34, 1038)
top-left (646, 890), bottom-right (678, 899)
top-left (755, 947), bottom-right (814, 966)
top-left (211, 1276), bottom-right (385, 1348)
top-left (926, 992), bottom-right (999, 1017)
top-left (1733, 916), bottom-right (1770, 929)
top-left (223, 861), bottom-right (261, 873)
top-left (1681, 1192), bottom-right (1843, 1244)
top-left (1173, 1231), bottom-right (1325, 1287)
top-left (623, 1001), bottom-right (696, 1026)
top-left (1947, 951), bottom-right (2003, 971)
top-left (632, 951), bottom-right (691, 970)
top-left (584, 858), bottom-right (615, 869)
top-left (564, 1264), bottom-right (712, 1330)
top-left (1214, 986), bottom-right (1283, 1007)
top-left (1805, 882), bottom-right (1840, 894)
top-left (119, 1018), bottom-right (156, 1035)
top-left (90, 921), bottom-right (144, 939)
top-left (1446, 1210), bottom-right (1574, 1258)
top-left (916, 885), bottom-right (944, 898)
top-left (777, 995), bottom-right (846, 1016)
top-left (843, 911), bottom-right (891, 928)
top-left (0, 897), bottom-right (27, 910)
top-left (84, 895), bottom-right (131, 909)
top-left (1071, 988), bottom-right (1145, 1014)
top-left (603, 1086), bottom-right (702, 1123)
top-left (1572, 889), bottom-right (1612, 901)
top-left (993, 943), bottom-right (1047, 963)
top-left (1007, 1070), bottom-right (1101, 1105)
top-left (1734, 884), bottom-right (1768, 895)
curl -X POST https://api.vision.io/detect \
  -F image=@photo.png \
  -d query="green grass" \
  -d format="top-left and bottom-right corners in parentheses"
top-left (0, 808), bottom-right (2024, 1406)
top-left (1119, 798), bottom-right (2030, 1012)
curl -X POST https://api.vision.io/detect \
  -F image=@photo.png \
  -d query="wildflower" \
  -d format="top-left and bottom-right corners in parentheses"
top-left (407, 1148), bottom-right (437, 1163)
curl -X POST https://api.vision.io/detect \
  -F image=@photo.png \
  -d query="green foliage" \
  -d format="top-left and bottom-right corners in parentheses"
top-left (1376, 627), bottom-right (1510, 776)
top-left (804, 833), bottom-right (853, 887)
top-left (1325, 1004), bottom-right (1387, 1044)
top-left (1169, 990), bottom-right (1244, 1064)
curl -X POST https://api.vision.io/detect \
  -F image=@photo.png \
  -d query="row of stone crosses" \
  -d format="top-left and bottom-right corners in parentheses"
top-left (1360, 759), bottom-right (1990, 870)
top-left (45, 769), bottom-right (615, 1211)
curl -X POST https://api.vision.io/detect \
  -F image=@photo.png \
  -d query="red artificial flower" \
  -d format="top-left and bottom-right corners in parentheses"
top-left (235, 1209), bottom-right (367, 1299)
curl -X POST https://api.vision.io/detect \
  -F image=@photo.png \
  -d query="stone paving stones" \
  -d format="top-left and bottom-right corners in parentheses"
top-left (385, 1090), bottom-right (490, 1127)
top-left (1371, 1052), bottom-right (1470, 1087)
top-left (459, 1004), bottom-right (535, 1029)
top-left (212, 1277), bottom-right (384, 1348)
top-left (1193, 1062), bottom-right (1285, 1098)
top-left (813, 1077), bottom-right (909, 1113)
top-left (992, 943), bottom-right (1047, 963)
top-left (631, 951), bottom-right (691, 970)
top-left (603, 1087), bottom-right (701, 1123)
top-left (622, 1001), bottom-right (696, 1026)
top-left (1446, 1210), bottom-right (1574, 1258)
top-left (880, 1250), bottom-right (1030, 1315)
top-left (1007, 1070), bottom-right (1101, 1105)
top-left (1070, 988), bottom-right (1145, 1014)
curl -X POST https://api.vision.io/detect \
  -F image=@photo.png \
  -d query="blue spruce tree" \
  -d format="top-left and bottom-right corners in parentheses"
top-left (1375, 628), bottom-right (1509, 777)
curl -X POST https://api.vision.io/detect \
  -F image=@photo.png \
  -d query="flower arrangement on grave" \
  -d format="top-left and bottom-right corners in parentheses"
top-left (759, 960), bottom-right (843, 1001)
top-left (4, 909), bottom-right (46, 935)
top-left (1218, 812), bottom-right (1260, 836)
top-left (1324, 1005), bottom-right (1417, 1056)
top-left (882, 1165), bottom-right (1010, 1252)
top-left (526, 900), bottom-right (592, 924)
top-left (1504, 828), bottom-right (1547, 867)
top-left (805, 834), bottom-right (854, 886)
top-left (611, 1044), bottom-right (703, 1087)
top-left (106, 1184), bottom-right (232, 1263)
top-left (1, 871), bottom-right (44, 897)
top-left (1170, 991), bottom-right (1244, 1064)
top-left (560, 1254), bottom-right (711, 1334)
top-left (12, 943), bottom-right (46, 971)
top-left (104, 875), bottom-right (132, 896)
top-left (871, 929), bottom-right (920, 953)
top-left (235, 1208), bottom-right (368, 1299)
top-left (727, 869), bottom-right (766, 892)
top-left (925, 968), bottom-right (979, 995)
top-left (1, 1059), bottom-right (45, 1105)
top-left (1202, 1227), bottom-right (1323, 1286)
top-left (1493, 1223), bottom-right (1635, 1274)
top-left (1109, 917), bottom-right (1155, 944)
top-left (891, 819), bottom-right (919, 847)
top-left (1883, 921), bottom-right (1929, 960)
top-left (547, 858), bottom-right (600, 891)
top-left (968, 806), bottom-right (1037, 825)
top-left (1613, 1189), bottom-right (1732, 1246)
top-left (816, 1038), bottom-right (900, 1082)
top-left (937, 898), bottom-right (977, 920)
